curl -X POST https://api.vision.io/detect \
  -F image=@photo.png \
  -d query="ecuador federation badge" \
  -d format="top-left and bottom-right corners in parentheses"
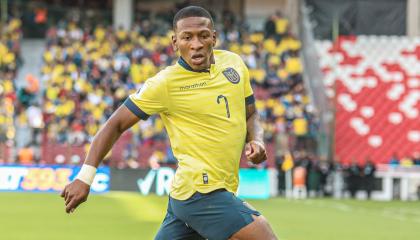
top-left (222, 67), bottom-right (240, 84)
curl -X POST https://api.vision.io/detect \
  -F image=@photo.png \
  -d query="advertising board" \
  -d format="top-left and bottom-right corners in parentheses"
top-left (0, 165), bottom-right (110, 193)
top-left (110, 167), bottom-right (272, 199)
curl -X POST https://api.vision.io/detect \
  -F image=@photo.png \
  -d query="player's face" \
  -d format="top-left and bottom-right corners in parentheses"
top-left (172, 17), bottom-right (216, 71)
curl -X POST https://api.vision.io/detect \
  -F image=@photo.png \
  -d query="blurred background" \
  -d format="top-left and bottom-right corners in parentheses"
top-left (0, 0), bottom-right (419, 239)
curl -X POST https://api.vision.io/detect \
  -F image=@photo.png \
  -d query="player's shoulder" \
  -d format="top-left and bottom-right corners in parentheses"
top-left (214, 49), bottom-right (245, 67)
top-left (214, 49), bottom-right (242, 61)
top-left (147, 64), bottom-right (179, 84)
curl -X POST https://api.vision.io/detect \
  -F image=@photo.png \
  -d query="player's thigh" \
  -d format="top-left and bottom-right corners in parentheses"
top-left (171, 190), bottom-right (263, 240)
top-left (229, 215), bottom-right (278, 240)
top-left (155, 202), bottom-right (205, 240)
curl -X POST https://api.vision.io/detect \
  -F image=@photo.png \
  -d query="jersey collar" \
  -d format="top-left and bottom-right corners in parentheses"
top-left (177, 56), bottom-right (211, 73)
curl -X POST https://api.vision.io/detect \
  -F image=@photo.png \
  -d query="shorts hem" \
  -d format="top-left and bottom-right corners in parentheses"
top-left (224, 211), bottom-right (260, 240)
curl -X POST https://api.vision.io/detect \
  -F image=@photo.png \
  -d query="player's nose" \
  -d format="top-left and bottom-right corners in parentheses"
top-left (190, 36), bottom-right (204, 50)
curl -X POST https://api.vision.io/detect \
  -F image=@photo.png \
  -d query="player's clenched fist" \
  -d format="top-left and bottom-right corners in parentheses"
top-left (60, 179), bottom-right (90, 213)
top-left (60, 164), bottom-right (96, 213)
top-left (245, 140), bottom-right (267, 164)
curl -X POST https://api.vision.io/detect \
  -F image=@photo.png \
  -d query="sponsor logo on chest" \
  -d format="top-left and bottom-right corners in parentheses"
top-left (179, 81), bottom-right (207, 91)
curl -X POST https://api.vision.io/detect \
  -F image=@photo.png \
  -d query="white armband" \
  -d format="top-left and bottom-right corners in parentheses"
top-left (76, 164), bottom-right (97, 186)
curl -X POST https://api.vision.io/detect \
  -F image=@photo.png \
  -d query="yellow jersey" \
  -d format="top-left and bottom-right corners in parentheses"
top-left (124, 50), bottom-right (254, 200)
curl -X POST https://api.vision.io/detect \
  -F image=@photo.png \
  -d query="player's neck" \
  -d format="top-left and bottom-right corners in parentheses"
top-left (178, 53), bottom-right (214, 73)
top-left (210, 52), bottom-right (215, 65)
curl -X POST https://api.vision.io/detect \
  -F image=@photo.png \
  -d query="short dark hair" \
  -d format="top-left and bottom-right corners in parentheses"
top-left (173, 6), bottom-right (214, 30)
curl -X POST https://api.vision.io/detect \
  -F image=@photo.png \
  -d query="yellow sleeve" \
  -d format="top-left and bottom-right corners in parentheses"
top-left (124, 77), bottom-right (168, 119)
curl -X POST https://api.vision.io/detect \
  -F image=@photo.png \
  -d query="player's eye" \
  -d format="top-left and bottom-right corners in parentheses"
top-left (182, 35), bottom-right (191, 41)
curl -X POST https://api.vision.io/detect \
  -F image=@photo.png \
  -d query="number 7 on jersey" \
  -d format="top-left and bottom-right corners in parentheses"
top-left (217, 95), bottom-right (230, 118)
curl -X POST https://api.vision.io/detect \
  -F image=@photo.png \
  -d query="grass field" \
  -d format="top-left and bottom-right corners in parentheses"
top-left (1, 192), bottom-right (419, 240)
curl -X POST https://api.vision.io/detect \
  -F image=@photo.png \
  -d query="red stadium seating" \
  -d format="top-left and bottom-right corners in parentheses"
top-left (317, 36), bottom-right (420, 164)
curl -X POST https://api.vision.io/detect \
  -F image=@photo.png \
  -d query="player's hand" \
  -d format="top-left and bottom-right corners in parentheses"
top-left (60, 179), bottom-right (90, 214)
top-left (245, 140), bottom-right (267, 164)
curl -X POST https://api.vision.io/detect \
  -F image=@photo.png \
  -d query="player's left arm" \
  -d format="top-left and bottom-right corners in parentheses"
top-left (245, 103), bottom-right (267, 164)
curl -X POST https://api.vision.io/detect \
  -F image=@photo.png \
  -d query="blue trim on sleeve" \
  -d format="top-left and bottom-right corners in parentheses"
top-left (124, 97), bottom-right (150, 120)
top-left (245, 95), bottom-right (255, 105)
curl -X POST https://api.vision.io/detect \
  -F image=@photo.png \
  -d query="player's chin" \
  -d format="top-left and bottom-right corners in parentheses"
top-left (191, 57), bottom-right (210, 68)
top-left (191, 63), bottom-right (207, 71)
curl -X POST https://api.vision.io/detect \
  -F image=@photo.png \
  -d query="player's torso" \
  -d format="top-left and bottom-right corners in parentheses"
top-left (161, 51), bottom-right (249, 199)
top-left (169, 65), bottom-right (246, 127)
top-left (163, 51), bottom-right (248, 144)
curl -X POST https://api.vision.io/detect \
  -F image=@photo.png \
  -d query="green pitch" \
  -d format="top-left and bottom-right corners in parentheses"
top-left (1, 192), bottom-right (419, 240)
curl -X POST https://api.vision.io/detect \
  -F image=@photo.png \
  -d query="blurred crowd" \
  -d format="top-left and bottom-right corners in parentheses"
top-left (0, 18), bottom-right (23, 163)
top-left (276, 153), bottom-right (378, 199)
top-left (275, 151), bottom-right (420, 200)
top-left (388, 153), bottom-right (420, 167)
top-left (6, 8), bottom-right (316, 167)
top-left (37, 20), bottom-right (178, 168)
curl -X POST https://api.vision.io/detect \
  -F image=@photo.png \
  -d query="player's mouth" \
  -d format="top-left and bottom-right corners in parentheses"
top-left (191, 53), bottom-right (206, 65)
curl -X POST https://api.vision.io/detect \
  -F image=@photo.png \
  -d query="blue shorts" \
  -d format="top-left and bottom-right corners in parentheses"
top-left (155, 189), bottom-right (261, 240)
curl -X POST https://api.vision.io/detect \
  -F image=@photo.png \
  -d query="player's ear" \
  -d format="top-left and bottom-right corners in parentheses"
top-left (212, 30), bottom-right (217, 47)
top-left (172, 35), bottom-right (178, 52)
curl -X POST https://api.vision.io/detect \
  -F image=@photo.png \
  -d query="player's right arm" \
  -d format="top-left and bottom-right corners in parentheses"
top-left (61, 73), bottom-right (168, 214)
top-left (60, 105), bottom-right (140, 214)
top-left (84, 105), bottom-right (140, 168)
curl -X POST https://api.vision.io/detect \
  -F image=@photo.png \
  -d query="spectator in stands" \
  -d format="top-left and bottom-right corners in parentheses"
top-left (17, 86), bottom-right (36, 107)
top-left (1, 17), bottom-right (23, 72)
top-left (332, 161), bottom-right (345, 199)
top-left (275, 154), bottom-right (286, 196)
top-left (122, 143), bottom-right (139, 169)
top-left (292, 112), bottom-right (308, 151)
top-left (293, 162), bottom-right (307, 199)
top-left (0, 96), bottom-right (15, 144)
top-left (362, 158), bottom-right (376, 199)
top-left (26, 103), bottom-right (43, 145)
top-left (68, 119), bottom-right (85, 146)
top-left (346, 158), bottom-right (361, 198)
top-left (389, 153), bottom-right (399, 166)
top-left (148, 150), bottom-right (166, 170)
top-left (413, 152), bottom-right (420, 166)
top-left (400, 156), bottom-right (414, 168)
top-left (264, 14), bottom-right (276, 39)
top-left (18, 143), bottom-right (35, 165)
top-left (264, 11), bottom-right (289, 42)
top-left (307, 157), bottom-right (321, 197)
top-left (264, 62), bottom-right (289, 98)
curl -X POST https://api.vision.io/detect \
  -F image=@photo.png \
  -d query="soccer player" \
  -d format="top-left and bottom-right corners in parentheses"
top-left (61, 6), bottom-right (278, 240)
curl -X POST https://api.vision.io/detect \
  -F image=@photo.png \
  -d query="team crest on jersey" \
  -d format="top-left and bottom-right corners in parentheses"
top-left (222, 68), bottom-right (240, 84)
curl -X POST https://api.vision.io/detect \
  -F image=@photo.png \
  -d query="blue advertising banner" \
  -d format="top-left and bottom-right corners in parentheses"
top-left (238, 169), bottom-right (271, 199)
top-left (110, 167), bottom-right (272, 199)
top-left (0, 165), bottom-right (110, 193)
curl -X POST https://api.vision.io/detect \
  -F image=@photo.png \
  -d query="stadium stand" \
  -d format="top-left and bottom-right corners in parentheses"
top-left (316, 35), bottom-right (420, 165)
top-left (11, 10), bottom-right (316, 169)
top-left (0, 18), bottom-right (22, 163)
top-left (39, 21), bottom-right (177, 167)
